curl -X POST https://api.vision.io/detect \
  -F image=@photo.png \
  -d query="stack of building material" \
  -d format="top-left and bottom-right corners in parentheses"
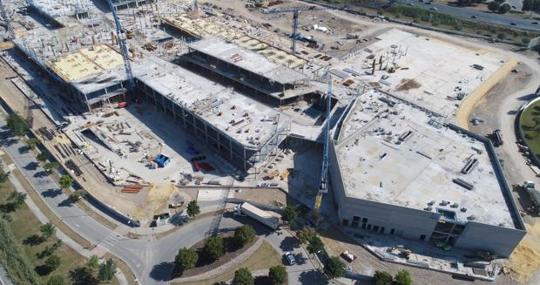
top-left (121, 184), bottom-right (143, 193)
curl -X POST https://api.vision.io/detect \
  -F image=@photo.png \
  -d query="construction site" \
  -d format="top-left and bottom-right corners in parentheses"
top-left (0, 0), bottom-right (539, 283)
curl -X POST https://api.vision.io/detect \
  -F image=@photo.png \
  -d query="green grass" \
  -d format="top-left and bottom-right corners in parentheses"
top-left (520, 100), bottom-right (540, 158)
top-left (312, 0), bottom-right (540, 44)
top-left (172, 241), bottom-right (282, 285)
top-left (0, 179), bottom-right (87, 284)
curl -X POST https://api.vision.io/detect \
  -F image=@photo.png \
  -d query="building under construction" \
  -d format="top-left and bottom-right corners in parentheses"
top-left (134, 56), bottom-right (291, 171)
top-left (13, 33), bottom-right (296, 171)
top-left (184, 37), bottom-right (315, 106)
top-left (329, 90), bottom-right (526, 258)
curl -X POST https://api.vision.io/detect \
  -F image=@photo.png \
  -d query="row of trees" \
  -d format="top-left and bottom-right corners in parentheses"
top-left (374, 270), bottom-right (412, 285)
top-left (296, 227), bottom-right (345, 279)
top-left (175, 225), bottom-right (257, 275)
top-left (230, 265), bottom-right (287, 285)
top-left (487, 0), bottom-right (512, 14)
top-left (47, 256), bottom-right (117, 285)
top-left (524, 0), bottom-right (540, 12)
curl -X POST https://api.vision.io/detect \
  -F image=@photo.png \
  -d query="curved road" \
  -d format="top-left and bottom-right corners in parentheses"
top-left (0, 107), bottom-right (318, 284)
top-left (396, 0), bottom-right (540, 32)
top-left (309, 0), bottom-right (540, 32)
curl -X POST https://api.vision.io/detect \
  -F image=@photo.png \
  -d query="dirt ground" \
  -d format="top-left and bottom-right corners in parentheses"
top-left (320, 227), bottom-right (517, 285)
top-left (507, 219), bottom-right (540, 284)
top-left (202, 0), bottom-right (375, 57)
top-left (233, 188), bottom-right (287, 208)
top-left (466, 55), bottom-right (540, 285)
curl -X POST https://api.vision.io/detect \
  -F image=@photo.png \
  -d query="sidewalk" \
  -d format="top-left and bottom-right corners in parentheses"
top-left (4, 159), bottom-right (130, 285)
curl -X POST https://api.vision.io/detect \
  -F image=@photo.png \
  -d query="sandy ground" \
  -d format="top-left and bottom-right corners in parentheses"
top-left (233, 188), bottom-right (287, 207)
top-left (508, 219), bottom-right (540, 284)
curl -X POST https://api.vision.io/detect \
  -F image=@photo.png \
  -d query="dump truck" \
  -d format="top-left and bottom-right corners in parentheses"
top-left (239, 202), bottom-right (280, 230)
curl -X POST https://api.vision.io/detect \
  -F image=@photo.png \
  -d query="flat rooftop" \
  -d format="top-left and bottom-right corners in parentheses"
top-left (29, 0), bottom-right (96, 17)
top-left (136, 56), bottom-right (289, 148)
top-left (337, 29), bottom-right (507, 117)
top-left (188, 37), bottom-right (309, 85)
top-left (335, 90), bottom-right (514, 228)
top-left (163, 14), bottom-right (307, 69)
top-left (48, 44), bottom-right (124, 82)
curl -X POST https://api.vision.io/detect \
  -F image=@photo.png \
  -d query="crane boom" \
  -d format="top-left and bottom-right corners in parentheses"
top-left (319, 73), bottom-right (332, 194)
top-left (313, 73), bottom-right (332, 218)
top-left (107, 0), bottom-right (135, 91)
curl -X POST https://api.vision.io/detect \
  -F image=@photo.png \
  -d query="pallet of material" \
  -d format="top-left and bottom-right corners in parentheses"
top-left (121, 187), bottom-right (141, 193)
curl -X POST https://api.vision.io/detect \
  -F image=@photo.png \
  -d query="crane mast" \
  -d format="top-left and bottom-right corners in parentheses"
top-left (319, 73), bottom-right (332, 194)
top-left (107, 0), bottom-right (135, 92)
top-left (264, 6), bottom-right (326, 54)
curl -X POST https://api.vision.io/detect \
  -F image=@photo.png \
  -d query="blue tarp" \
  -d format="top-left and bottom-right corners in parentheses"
top-left (154, 154), bottom-right (170, 168)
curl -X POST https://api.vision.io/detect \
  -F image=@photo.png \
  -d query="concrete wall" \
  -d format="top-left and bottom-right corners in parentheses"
top-left (339, 197), bottom-right (439, 240)
top-left (330, 133), bottom-right (525, 256)
top-left (456, 222), bottom-right (526, 257)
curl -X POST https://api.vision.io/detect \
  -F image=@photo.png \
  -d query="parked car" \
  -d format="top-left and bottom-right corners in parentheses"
top-left (341, 250), bottom-right (357, 262)
top-left (284, 252), bottom-right (296, 265)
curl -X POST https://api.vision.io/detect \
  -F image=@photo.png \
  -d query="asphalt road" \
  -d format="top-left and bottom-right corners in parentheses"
top-left (320, 0), bottom-right (540, 32)
top-left (0, 265), bottom-right (13, 285)
top-left (0, 109), bottom-right (319, 284)
top-left (395, 0), bottom-right (540, 32)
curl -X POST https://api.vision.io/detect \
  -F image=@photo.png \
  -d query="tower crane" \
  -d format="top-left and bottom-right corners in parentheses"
top-left (313, 72), bottom-right (332, 215)
top-left (264, 6), bottom-right (326, 53)
top-left (107, 0), bottom-right (135, 92)
top-left (0, 0), bottom-right (14, 40)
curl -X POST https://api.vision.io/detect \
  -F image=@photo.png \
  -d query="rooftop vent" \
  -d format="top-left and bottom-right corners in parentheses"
top-left (440, 200), bottom-right (450, 206)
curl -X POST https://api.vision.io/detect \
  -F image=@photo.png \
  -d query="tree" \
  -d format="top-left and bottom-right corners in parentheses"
top-left (232, 268), bottom-right (254, 285)
top-left (44, 162), bottom-right (60, 172)
top-left (282, 205), bottom-right (298, 224)
top-left (69, 267), bottom-right (99, 285)
top-left (175, 247), bottom-right (198, 273)
top-left (98, 258), bottom-right (117, 281)
top-left (40, 223), bottom-right (56, 240)
top-left (69, 191), bottom-right (86, 202)
top-left (26, 138), bottom-right (39, 150)
top-left (59, 175), bottom-right (73, 190)
top-left (87, 255), bottom-right (99, 271)
top-left (7, 191), bottom-right (26, 210)
top-left (37, 152), bottom-right (48, 162)
top-left (186, 200), bottom-right (200, 218)
top-left (373, 270), bottom-right (393, 285)
top-left (47, 275), bottom-right (65, 285)
top-left (234, 225), bottom-right (256, 247)
top-left (488, 1), bottom-right (500, 12)
top-left (523, 0), bottom-right (533, 11)
top-left (306, 235), bottom-right (325, 254)
top-left (394, 270), bottom-right (412, 285)
top-left (0, 168), bottom-right (9, 183)
top-left (268, 265), bottom-right (287, 285)
top-left (498, 2), bottom-right (511, 14)
top-left (6, 113), bottom-right (28, 136)
top-left (203, 236), bottom-right (225, 261)
top-left (323, 256), bottom-right (345, 279)
top-left (296, 227), bottom-right (316, 244)
top-left (45, 255), bottom-right (61, 272)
